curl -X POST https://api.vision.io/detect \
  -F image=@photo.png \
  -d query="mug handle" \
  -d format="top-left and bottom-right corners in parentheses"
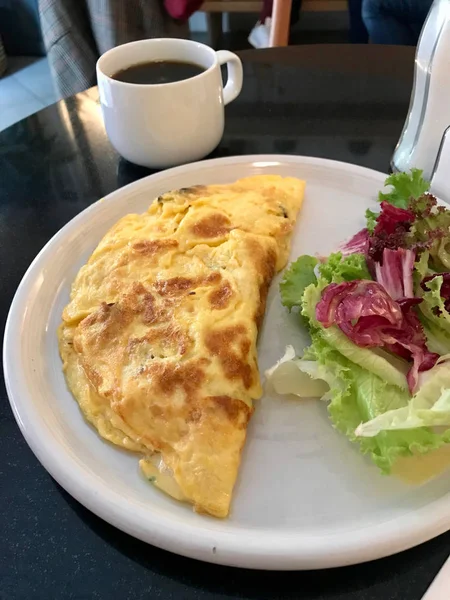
top-left (216, 50), bottom-right (243, 106)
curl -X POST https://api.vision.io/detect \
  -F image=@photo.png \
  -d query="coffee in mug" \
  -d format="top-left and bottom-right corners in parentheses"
top-left (111, 60), bottom-right (205, 85)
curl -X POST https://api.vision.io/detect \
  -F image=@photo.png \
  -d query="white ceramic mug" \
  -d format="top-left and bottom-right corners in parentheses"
top-left (96, 38), bottom-right (243, 169)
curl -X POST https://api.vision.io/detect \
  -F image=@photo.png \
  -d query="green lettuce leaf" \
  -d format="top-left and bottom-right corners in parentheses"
top-left (280, 251), bottom-right (371, 313)
top-left (319, 252), bottom-right (371, 284)
top-left (280, 255), bottom-right (318, 311)
top-left (355, 362), bottom-right (450, 438)
top-left (414, 264), bottom-right (450, 351)
top-left (422, 316), bottom-right (450, 355)
top-left (281, 252), bottom-right (371, 314)
top-left (408, 209), bottom-right (450, 272)
top-left (412, 253), bottom-right (450, 355)
top-left (435, 238), bottom-right (450, 271)
top-left (379, 169), bottom-right (430, 209)
top-left (365, 208), bottom-right (378, 234)
top-left (420, 275), bottom-right (450, 335)
top-left (413, 250), bottom-right (431, 292)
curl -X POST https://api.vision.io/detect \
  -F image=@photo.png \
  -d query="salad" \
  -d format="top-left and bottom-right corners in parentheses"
top-left (267, 169), bottom-right (450, 477)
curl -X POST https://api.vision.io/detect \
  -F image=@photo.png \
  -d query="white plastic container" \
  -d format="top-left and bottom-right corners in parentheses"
top-left (392, 0), bottom-right (450, 180)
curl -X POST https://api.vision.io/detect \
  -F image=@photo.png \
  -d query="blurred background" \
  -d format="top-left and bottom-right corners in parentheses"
top-left (0, 0), bottom-right (426, 132)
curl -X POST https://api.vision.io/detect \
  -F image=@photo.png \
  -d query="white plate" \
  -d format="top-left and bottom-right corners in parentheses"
top-left (4, 155), bottom-right (450, 570)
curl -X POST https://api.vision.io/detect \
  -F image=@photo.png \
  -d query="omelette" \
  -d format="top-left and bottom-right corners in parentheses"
top-left (59, 175), bottom-right (305, 517)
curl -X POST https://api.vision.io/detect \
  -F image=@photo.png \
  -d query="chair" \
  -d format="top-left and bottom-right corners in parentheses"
top-left (200, 0), bottom-right (348, 48)
top-left (270, 0), bottom-right (293, 46)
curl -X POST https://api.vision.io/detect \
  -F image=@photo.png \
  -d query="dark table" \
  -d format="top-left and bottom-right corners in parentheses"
top-left (1, 44), bottom-right (449, 600)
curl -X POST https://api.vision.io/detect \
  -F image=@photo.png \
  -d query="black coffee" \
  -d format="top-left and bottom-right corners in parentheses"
top-left (112, 60), bottom-right (205, 84)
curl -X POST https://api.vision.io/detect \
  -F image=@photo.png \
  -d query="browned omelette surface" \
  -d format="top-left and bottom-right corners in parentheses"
top-left (59, 175), bottom-right (305, 517)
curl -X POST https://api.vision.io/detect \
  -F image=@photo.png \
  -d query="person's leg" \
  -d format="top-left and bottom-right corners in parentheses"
top-left (347, 0), bottom-right (368, 43)
top-left (362, 0), bottom-right (415, 44)
top-left (363, 0), bottom-right (433, 45)
top-left (402, 0), bottom-right (433, 45)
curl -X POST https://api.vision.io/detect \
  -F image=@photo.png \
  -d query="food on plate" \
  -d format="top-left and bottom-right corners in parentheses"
top-left (59, 175), bottom-right (305, 517)
top-left (267, 169), bottom-right (450, 482)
